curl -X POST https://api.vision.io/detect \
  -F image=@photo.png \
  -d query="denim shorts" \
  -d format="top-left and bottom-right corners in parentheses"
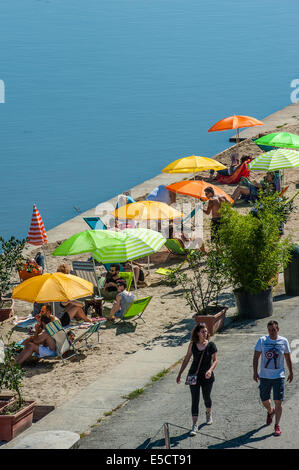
top-left (38, 346), bottom-right (57, 358)
top-left (259, 378), bottom-right (285, 402)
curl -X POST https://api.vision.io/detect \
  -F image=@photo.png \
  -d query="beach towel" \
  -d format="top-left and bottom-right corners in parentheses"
top-left (217, 160), bottom-right (251, 185)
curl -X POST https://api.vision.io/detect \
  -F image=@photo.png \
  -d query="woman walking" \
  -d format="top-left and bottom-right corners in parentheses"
top-left (176, 323), bottom-right (218, 436)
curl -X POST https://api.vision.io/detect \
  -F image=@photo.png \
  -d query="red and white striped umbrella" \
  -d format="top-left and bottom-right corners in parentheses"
top-left (27, 204), bottom-right (48, 246)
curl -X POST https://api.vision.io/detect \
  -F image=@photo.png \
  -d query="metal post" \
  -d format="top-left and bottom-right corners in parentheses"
top-left (163, 423), bottom-right (170, 449)
top-left (130, 261), bottom-right (138, 296)
top-left (92, 257), bottom-right (101, 298)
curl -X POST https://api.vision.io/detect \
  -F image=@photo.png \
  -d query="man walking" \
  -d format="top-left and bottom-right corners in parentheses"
top-left (203, 187), bottom-right (230, 242)
top-left (253, 320), bottom-right (293, 436)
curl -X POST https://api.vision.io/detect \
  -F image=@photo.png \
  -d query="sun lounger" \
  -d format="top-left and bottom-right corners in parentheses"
top-left (155, 258), bottom-right (187, 276)
top-left (217, 160), bottom-right (251, 184)
top-left (72, 318), bottom-right (106, 350)
top-left (72, 260), bottom-right (100, 293)
top-left (119, 296), bottom-right (152, 323)
top-left (45, 320), bottom-right (79, 364)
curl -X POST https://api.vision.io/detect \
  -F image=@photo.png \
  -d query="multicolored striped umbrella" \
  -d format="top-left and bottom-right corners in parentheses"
top-left (27, 204), bottom-right (48, 246)
top-left (248, 148), bottom-right (299, 171)
top-left (92, 228), bottom-right (166, 264)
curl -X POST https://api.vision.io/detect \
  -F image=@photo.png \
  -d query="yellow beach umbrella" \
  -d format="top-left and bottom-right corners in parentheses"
top-left (112, 200), bottom-right (183, 221)
top-left (12, 272), bottom-right (93, 303)
top-left (162, 155), bottom-right (226, 174)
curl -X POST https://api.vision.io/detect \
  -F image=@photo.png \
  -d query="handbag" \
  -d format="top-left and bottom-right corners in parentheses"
top-left (185, 346), bottom-right (206, 385)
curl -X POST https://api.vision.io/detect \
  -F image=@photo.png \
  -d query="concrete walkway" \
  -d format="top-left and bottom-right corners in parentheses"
top-left (3, 289), bottom-right (299, 449)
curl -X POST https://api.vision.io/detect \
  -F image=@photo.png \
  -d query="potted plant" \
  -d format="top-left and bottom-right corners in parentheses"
top-left (169, 246), bottom-right (229, 336)
top-left (0, 329), bottom-right (36, 441)
top-left (218, 191), bottom-right (293, 319)
top-left (0, 236), bottom-right (26, 321)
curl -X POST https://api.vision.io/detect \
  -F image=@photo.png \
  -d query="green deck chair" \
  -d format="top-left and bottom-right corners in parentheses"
top-left (99, 271), bottom-right (134, 305)
top-left (120, 296), bottom-right (152, 323)
top-left (165, 239), bottom-right (187, 256)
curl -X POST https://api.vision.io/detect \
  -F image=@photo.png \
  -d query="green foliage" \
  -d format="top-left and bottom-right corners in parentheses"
top-left (170, 247), bottom-right (229, 314)
top-left (219, 192), bottom-right (293, 294)
top-left (0, 236), bottom-right (26, 301)
top-left (0, 328), bottom-right (25, 409)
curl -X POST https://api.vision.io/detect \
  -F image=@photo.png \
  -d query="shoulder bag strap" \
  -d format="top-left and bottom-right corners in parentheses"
top-left (195, 345), bottom-right (207, 375)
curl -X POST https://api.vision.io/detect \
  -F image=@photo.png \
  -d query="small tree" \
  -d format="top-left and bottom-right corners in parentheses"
top-left (0, 328), bottom-right (25, 410)
top-left (0, 236), bottom-right (26, 305)
top-left (170, 246), bottom-right (229, 314)
top-left (218, 191), bottom-right (293, 294)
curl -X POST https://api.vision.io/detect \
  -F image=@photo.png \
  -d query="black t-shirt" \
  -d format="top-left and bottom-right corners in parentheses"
top-left (105, 272), bottom-right (121, 292)
top-left (188, 341), bottom-right (217, 382)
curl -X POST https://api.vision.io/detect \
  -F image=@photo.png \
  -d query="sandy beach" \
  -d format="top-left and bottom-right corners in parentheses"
top-left (1, 121), bottom-right (299, 410)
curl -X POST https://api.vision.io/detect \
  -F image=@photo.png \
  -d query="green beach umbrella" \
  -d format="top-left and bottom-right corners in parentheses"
top-left (248, 148), bottom-right (299, 171)
top-left (91, 228), bottom-right (166, 264)
top-left (254, 132), bottom-right (299, 150)
top-left (52, 229), bottom-right (166, 261)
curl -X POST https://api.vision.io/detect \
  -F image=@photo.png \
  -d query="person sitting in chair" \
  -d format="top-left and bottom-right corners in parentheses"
top-left (15, 315), bottom-right (57, 365)
top-left (231, 171), bottom-right (276, 204)
top-left (102, 264), bottom-right (122, 300)
top-left (108, 279), bottom-right (135, 322)
top-left (121, 261), bottom-right (147, 287)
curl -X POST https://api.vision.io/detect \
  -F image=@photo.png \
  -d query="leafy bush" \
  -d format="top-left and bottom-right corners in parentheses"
top-left (0, 236), bottom-right (26, 302)
top-left (169, 247), bottom-right (229, 314)
top-left (0, 328), bottom-right (25, 410)
top-left (218, 192), bottom-right (293, 294)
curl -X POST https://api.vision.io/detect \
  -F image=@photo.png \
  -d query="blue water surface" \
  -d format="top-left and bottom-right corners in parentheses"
top-left (0, 0), bottom-right (298, 239)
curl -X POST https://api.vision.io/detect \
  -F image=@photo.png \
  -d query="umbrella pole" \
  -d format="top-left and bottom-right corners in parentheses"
top-left (42, 244), bottom-right (49, 273)
top-left (147, 256), bottom-right (150, 276)
top-left (130, 261), bottom-right (138, 296)
top-left (236, 128), bottom-right (240, 158)
top-left (92, 257), bottom-right (101, 298)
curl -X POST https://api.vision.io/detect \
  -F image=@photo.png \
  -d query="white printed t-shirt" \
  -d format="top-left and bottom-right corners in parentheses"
top-left (255, 335), bottom-right (291, 379)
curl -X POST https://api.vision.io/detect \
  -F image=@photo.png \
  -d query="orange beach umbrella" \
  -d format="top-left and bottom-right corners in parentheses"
top-left (166, 180), bottom-right (234, 204)
top-left (208, 115), bottom-right (264, 133)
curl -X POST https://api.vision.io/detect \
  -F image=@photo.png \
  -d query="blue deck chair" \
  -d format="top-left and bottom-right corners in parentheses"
top-left (102, 263), bottom-right (125, 272)
top-left (83, 217), bottom-right (107, 230)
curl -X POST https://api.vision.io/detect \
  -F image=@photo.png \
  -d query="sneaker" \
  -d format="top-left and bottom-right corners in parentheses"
top-left (266, 408), bottom-right (275, 425)
top-left (206, 412), bottom-right (213, 425)
top-left (190, 424), bottom-right (198, 436)
top-left (274, 424), bottom-right (281, 436)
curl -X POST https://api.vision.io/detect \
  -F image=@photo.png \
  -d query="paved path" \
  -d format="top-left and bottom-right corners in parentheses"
top-left (77, 295), bottom-right (299, 450)
top-left (3, 294), bottom-right (299, 449)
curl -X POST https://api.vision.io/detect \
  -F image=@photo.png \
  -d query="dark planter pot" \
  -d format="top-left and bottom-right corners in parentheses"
top-left (284, 245), bottom-right (299, 296)
top-left (194, 306), bottom-right (227, 337)
top-left (234, 287), bottom-right (273, 319)
top-left (0, 400), bottom-right (36, 442)
top-left (0, 298), bottom-right (14, 322)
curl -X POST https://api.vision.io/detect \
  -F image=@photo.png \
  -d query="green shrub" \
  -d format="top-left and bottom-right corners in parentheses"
top-left (219, 192), bottom-right (293, 294)
top-left (0, 236), bottom-right (26, 303)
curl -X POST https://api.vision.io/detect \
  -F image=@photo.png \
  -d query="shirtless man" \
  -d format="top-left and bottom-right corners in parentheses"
top-left (203, 187), bottom-right (230, 242)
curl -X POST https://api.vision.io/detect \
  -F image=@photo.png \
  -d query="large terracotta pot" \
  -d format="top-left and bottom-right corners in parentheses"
top-left (194, 306), bottom-right (227, 336)
top-left (0, 298), bottom-right (14, 322)
top-left (0, 400), bottom-right (36, 442)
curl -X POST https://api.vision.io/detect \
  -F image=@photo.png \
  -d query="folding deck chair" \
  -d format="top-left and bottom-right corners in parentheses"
top-left (119, 296), bottom-right (152, 323)
top-left (83, 217), bottom-right (108, 230)
top-left (71, 319), bottom-right (107, 350)
top-left (45, 320), bottom-right (79, 364)
top-left (165, 239), bottom-right (187, 257)
top-left (72, 260), bottom-right (101, 294)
